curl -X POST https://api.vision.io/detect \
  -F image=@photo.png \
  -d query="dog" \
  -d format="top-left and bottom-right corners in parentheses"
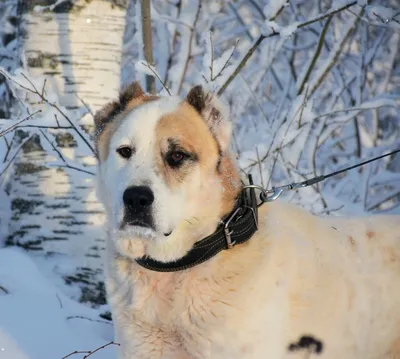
top-left (94, 82), bottom-right (400, 359)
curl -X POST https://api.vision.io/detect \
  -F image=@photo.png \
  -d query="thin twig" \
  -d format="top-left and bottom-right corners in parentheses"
top-left (298, 15), bottom-right (333, 95)
top-left (176, 0), bottom-right (201, 93)
top-left (0, 134), bottom-right (34, 178)
top-left (0, 110), bottom-right (42, 138)
top-left (61, 341), bottom-right (120, 359)
top-left (308, 8), bottom-right (361, 97)
top-left (218, 1), bottom-right (358, 95)
top-left (0, 70), bottom-right (95, 154)
top-left (255, 146), bottom-right (264, 188)
top-left (139, 61), bottom-right (171, 95)
top-left (152, 15), bottom-right (194, 30)
top-left (66, 315), bottom-right (112, 325)
top-left (75, 93), bottom-right (93, 116)
top-left (2, 133), bottom-right (15, 163)
top-left (312, 101), bottom-right (397, 122)
top-left (39, 130), bottom-right (95, 176)
top-left (56, 294), bottom-right (63, 309)
top-left (212, 39), bottom-right (239, 82)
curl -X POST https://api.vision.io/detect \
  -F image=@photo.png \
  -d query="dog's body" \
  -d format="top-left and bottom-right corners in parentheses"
top-left (94, 83), bottom-right (400, 359)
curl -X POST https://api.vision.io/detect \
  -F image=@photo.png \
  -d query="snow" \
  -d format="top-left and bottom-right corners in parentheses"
top-left (263, 0), bottom-right (288, 20)
top-left (279, 23), bottom-right (300, 39)
top-left (365, 5), bottom-right (398, 23)
top-left (0, 1), bottom-right (399, 357)
top-left (201, 32), bottom-right (238, 91)
top-left (261, 21), bottom-right (280, 36)
top-left (0, 248), bottom-right (116, 359)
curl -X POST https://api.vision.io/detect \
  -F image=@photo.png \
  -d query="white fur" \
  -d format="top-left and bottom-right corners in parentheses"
top-left (96, 97), bottom-right (224, 262)
top-left (96, 95), bottom-right (400, 359)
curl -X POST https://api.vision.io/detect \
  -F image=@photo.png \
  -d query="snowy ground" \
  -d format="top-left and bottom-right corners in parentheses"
top-left (0, 144), bottom-right (114, 359)
top-left (0, 247), bottom-right (116, 359)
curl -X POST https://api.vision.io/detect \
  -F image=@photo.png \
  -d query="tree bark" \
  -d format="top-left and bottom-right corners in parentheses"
top-left (141, 0), bottom-right (156, 94)
top-left (22, 0), bottom-right (127, 112)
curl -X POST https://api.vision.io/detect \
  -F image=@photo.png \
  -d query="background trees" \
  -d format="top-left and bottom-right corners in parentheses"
top-left (0, 0), bottom-right (399, 321)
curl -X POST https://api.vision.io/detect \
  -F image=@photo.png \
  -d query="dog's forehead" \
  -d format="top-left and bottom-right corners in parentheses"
top-left (111, 96), bottom-right (182, 147)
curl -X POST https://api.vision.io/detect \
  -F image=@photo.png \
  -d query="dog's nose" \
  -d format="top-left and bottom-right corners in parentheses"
top-left (123, 186), bottom-right (154, 211)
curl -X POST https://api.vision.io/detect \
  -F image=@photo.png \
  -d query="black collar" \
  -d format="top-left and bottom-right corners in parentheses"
top-left (135, 176), bottom-right (259, 272)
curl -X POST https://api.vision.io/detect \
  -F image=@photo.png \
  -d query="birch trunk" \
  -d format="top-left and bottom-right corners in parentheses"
top-left (23, 0), bottom-right (127, 112)
top-left (4, 0), bottom-right (128, 307)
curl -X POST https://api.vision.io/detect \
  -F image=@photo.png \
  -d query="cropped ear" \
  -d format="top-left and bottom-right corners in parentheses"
top-left (186, 85), bottom-right (232, 152)
top-left (94, 81), bottom-right (144, 136)
top-left (119, 81), bottom-right (144, 106)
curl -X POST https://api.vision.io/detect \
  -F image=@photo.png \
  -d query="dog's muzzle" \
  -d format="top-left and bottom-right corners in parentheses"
top-left (122, 186), bottom-right (155, 229)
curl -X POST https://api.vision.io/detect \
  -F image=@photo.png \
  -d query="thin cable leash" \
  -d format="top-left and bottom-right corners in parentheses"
top-left (244, 148), bottom-right (400, 203)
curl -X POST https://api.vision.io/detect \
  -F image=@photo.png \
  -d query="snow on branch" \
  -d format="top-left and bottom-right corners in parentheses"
top-left (0, 68), bottom-right (94, 155)
top-left (0, 110), bottom-right (41, 138)
top-left (201, 32), bottom-right (238, 91)
top-left (217, 1), bottom-right (358, 95)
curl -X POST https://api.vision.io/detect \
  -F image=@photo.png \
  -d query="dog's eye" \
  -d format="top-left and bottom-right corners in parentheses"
top-left (116, 146), bottom-right (133, 159)
top-left (166, 151), bottom-right (187, 167)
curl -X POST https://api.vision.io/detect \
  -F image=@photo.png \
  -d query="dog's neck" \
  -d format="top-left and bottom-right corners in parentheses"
top-left (113, 153), bottom-right (243, 264)
top-left (217, 154), bottom-right (243, 218)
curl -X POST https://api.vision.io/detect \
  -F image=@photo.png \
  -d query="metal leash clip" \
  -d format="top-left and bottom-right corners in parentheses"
top-left (242, 184), bottom-right (281, 203)
top-left (242, 148), bottom-right (400, 205)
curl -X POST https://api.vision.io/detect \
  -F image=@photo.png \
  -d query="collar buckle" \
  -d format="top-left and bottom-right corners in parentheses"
top-left (224, 207), bottom-right (242, 249)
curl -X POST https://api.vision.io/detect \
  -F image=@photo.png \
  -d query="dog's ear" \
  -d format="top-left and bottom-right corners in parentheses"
top-left (119, 81), bottom-right (144, 106)
top-left (94, 81), bottom-right (144, 134)
top-left (186, 85), bottom-right (232, 152)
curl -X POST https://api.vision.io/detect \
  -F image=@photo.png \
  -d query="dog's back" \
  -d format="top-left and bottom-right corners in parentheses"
top-left (251, 202), bottom-right (400, 358)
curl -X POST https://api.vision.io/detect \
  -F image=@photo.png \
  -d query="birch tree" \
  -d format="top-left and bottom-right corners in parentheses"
top-left (0, 0), bottom-right (399, 312)
top-left (0, 0), bottom-right (129, 306)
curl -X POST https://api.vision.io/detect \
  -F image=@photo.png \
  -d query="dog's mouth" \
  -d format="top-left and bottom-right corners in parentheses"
top-left (120, 219), bottom-right (173, 238)
top-left (125, 219), bottom-right (153, 229)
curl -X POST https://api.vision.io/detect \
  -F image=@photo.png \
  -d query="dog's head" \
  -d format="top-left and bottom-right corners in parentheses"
top-left (94, 82), bottom-right (241, 261)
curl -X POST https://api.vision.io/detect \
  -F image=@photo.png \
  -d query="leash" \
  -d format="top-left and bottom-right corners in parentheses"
top-left (244, 148), bottom-right (400, 203)
top-left (135, 148), bottom-right (398, 272)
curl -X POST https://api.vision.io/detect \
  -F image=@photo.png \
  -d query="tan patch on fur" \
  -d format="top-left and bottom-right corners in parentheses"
top-left (386, 337), bottom-right (400, 358)
top-left (155, 102), bottom-right (241, 217)
top-left (155, 102), bottom-right (218, 187)
top-left (218, 154), bottom-right (241, 216)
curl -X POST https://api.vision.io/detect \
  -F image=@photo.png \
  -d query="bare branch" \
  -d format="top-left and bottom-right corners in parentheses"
top-left (61, 341), bottom-right (120, 359)
top-left (218, 1), bottom-right (358, 95)
top-left (308, 7), bottom-right (362, 97)
top-left (139, 61), bottom-right (171, 95)
top-left (176, 0), bottom-right (201, 93)
top-left (0, 70), bottom-right (95, 154)
top-left (75, 93), bottom-right (93, 116)
top-left (39, 130), bottom-right (95, 176)
top-left (297, 15), bottom-right (333, 95)
top-left (66, 315), bottom-right (112, 325)
top-left (0, 134), bottom-right (34, 178)
top-left (0, 110), bottom-right (42, 138)
top-left (141, 0), bottom-right (156, 94)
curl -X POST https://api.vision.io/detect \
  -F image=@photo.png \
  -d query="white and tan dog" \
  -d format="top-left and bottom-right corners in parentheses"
top-left (94, 82), bottom-right (400, 359)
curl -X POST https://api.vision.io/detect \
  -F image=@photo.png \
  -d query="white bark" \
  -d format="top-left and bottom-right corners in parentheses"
top-left (23, 0), bottom-right (126, 112)
top-left (3, 0), bottom-right (128, 305)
